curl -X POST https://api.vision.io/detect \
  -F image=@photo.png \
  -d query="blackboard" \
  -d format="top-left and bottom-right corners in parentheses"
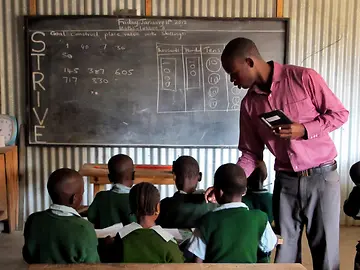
top-left (25, 16), bottom-right (289, 146)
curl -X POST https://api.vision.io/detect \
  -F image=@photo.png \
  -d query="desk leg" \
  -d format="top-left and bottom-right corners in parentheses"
top-left (12, 149), bottom-right (19, 229)
top-left (5, 150), bottom-right (17, 233)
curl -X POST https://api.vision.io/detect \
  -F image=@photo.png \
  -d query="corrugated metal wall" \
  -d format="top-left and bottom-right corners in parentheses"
top-left (0, 0), bottom-right (358, 227)
top-left (284, 0), bottom-right (360, 225)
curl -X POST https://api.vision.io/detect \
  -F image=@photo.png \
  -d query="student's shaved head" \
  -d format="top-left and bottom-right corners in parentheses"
top-left (350, 161), bottom-right (360, 185)
top-left (108, 154), bottom-right (134, 184)
top-left (47, 168), bottom-right (84, 208)
top-left (173, 156), bottom-right (201, 193)
top-left (214, 163), bottom-right (247, 203)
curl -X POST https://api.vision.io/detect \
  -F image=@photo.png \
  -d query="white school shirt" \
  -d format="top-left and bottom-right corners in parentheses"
top-left (111, 183), bottom-right (131, 194)
top-left (49, 204), bottom-right (81, 217)
top-left (118, 222), bottom-right (177, 243)
top-left (186, 202), bottom-right (277, 260)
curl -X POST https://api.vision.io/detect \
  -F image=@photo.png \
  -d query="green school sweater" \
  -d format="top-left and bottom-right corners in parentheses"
top-left (198, 208), bottom-right (267, 263)
top-left (121, 229), bottom-right (184, 263)
top-left (243, 191), bottom-right (273, 263)
top-left (156, 192), bottom-right (218, 228)
top-left (243, 190), bottom-right (273, 223)
top-left (23, 210), bottom-right (100, 264)
top-left (87, 191), bottom-right (136, 229)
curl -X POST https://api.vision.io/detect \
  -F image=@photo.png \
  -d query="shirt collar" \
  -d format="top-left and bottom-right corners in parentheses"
top-left (118, 222), bottom-right (176, 243)
top-left (213, 202), bottom-right (249, 212)
top-left (111, 183), bottom-right (131, 194)
top-left (49, 204), bottom-right (81, 217)
top-left (253, 61), bottom-right (283, 94)
top-left (176, 189), bottom-right (205, 195)
top-left (272, 61), bottom-right (284, 83)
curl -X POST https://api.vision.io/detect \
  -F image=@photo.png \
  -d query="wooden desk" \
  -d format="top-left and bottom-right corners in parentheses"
top-left (0, 146), bottom-right (19, 232)
top-left (79, 164), bottom-right (174, 196)
top-left (29, 263), bottom-right (307, 270)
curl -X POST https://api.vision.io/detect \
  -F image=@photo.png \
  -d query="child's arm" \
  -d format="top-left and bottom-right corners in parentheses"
top-left (87, 195), bottom-right (99, 225)
top-left (81, 224), bottom-right (101, 263)
top-left (22, 217), bottom-right (33, 264)
top-left (167, 242), bottom-right (185, 263)
top-left (194, 257), bottom-right (204, 263)
top-left (186, 228), bottom-right (207, 263)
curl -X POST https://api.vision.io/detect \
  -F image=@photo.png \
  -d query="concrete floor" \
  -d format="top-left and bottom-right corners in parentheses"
top-left (0, 226), bottom-right (358, 269)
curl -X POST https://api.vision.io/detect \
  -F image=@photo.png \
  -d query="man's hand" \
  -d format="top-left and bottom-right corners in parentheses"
top-left (273, 123), bottom-right (306, 139)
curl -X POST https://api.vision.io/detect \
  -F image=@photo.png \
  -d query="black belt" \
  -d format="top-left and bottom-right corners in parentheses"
top-left (279, 161), bottom-right (337, 177)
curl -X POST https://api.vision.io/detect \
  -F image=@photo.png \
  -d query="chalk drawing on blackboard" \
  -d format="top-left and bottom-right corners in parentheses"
top-left (208, 86), bottom-right (219, 98)
top-left (209, 98), bottom-right (218, 109)
top-left (208, 73), bottom-right (221, 85)
top-left (160, 58), bottom-right (176, 91)
top-left (231, 86), bottom-right (241, 95)
top-left (232, 96), bottom-right (241, 105)
top-left (205, 57), bottom-right (221, 72)
top-left (156, 43), bottom-right (242, 114)
top-left (185, 57), bottom-right (201, 90)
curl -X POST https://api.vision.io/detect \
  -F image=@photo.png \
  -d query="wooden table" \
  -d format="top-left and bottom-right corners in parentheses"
top-left (29, 263), bottom-right (307, 270)
top-left (79, 164), bottom-right (174, 196)
top-left (0, 146), bottom-right (19, 233)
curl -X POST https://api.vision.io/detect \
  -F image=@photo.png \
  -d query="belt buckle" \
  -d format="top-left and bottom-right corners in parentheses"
top-left (299, 169), bottom-right (310, 177)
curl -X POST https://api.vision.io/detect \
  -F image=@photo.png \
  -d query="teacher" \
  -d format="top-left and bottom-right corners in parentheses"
top-left (221, 38), bottom-right (348, 270)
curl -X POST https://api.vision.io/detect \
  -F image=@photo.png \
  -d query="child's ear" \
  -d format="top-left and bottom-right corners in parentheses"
top-left (173, 173), bottom-right (176, 182)
top-left (198, 172), bottom-right (202, 182)
top-left (155, 203), bottom-right (160, 215)
top-left (71, 193), bottom-right (83, 209)
top-left (132, 171), bottom-right (135, 181)
top-left (108, 174), bottom-right (114, 183)
top-left (242, 187), bottom-right (247, 197)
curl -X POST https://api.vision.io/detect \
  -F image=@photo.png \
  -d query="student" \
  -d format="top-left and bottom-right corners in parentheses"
top-left (343, 161), bottom-right (360, 270)
top-left (117, 182), bottom-right (184, 263)
top-left (243, 160), bottom-right (273, 223)
top-left (22, 168), bottom-right (100, 264)
top-left (187, 163), bottom-right (277, 263)
top-left (242, 160), bottom-right (273, 263)
top-left (343, 161), bottom-right (360, 217)
top-left (156, 156), bottom-right (217, 229)
top-left (88, 154), bottom-right (136, 229)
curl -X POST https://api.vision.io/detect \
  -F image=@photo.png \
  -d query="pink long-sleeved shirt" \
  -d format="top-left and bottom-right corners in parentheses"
top-left (237, 62), bottom-right (349, 177)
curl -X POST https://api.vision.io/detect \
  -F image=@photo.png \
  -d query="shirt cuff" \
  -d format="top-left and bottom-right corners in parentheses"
top-left (186, 228), bottom-right (206, 260)
top-left (302, 121), bottom-right (321, 140)
top-left (259, 222), bottom-right (277, 253)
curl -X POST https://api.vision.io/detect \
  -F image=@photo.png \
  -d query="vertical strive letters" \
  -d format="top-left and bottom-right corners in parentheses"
top-left (30, 31), bottom-right (47, 143)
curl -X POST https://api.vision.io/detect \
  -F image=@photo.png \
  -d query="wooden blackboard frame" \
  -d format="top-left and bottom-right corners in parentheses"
top-left (24, 15), bottom-right (290, 147)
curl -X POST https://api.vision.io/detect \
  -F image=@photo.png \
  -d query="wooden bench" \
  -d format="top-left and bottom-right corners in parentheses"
top-left (79, 164), bottom-right (174, 196)
top-left (28, 263), bottom-right (307, 269)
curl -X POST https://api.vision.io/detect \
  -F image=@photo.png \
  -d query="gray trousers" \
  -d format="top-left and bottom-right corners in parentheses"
top-left (273, 170), bottom-right (340, 270)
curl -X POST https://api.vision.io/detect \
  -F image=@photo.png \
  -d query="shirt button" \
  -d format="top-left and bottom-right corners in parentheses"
top-left (289, 153), bottom-right (293, 156)
top-left (295, 166), bottom-right (298, 169)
